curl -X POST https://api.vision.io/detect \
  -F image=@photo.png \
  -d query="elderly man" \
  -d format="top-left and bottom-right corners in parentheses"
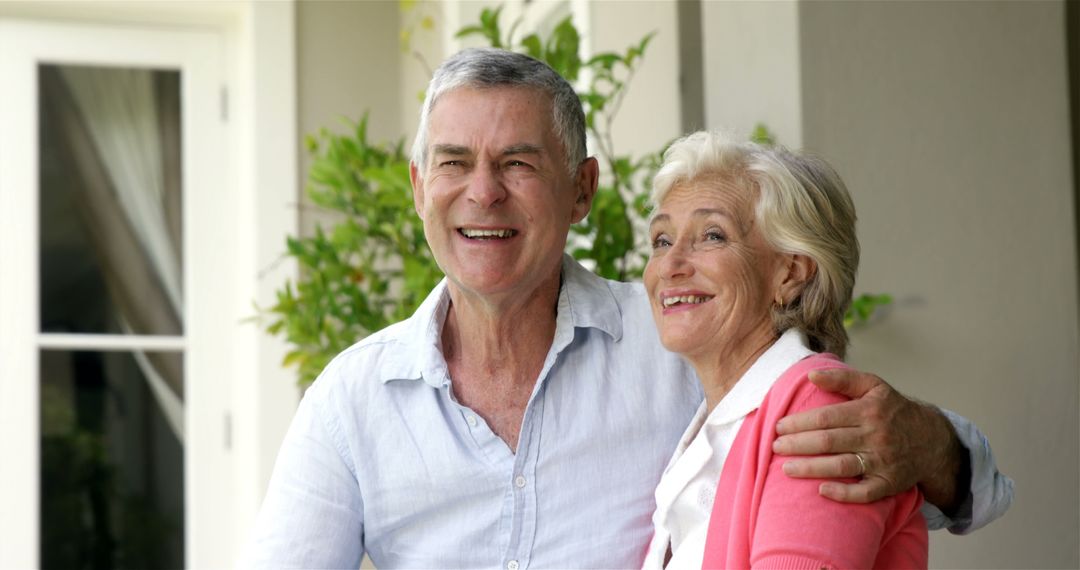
top-left (247, 49), bottom-right (1011, 568)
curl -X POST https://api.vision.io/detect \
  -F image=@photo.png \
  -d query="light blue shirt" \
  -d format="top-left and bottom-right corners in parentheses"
top-left (245, 256), bottom-right (1012, 569)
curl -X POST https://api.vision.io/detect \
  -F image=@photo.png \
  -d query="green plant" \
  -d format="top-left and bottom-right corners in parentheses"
top-left (845, 293), bottom-right (894, 328)
top-left (266, 116), bottom-right (437, 384)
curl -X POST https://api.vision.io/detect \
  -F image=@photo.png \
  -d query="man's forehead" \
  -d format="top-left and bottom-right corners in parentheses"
top-left (436, 83), bottom-right (551, 106)
top-left (425, 86), bottom-right (558, 150)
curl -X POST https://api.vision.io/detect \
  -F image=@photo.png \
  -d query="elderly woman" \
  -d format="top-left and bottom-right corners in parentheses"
top-left (641, 131), bottom-right (927, 569)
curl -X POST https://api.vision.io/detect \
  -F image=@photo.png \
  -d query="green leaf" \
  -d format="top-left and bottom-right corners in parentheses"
top-left (585, 53), bottom-right (621, 70)
top-left (750, 123), bottom-right (776, 146)
top-left (454, 25), bottom-right (486, 40)
top-left (844, 293), bottom-right (894, 328)
top-left (544, 17), bottom-right (581, 81)
top-left (478, 6), bottom-right (504, 47)
top-left (281, 350), bottom-right (307, 368)
top-left (520, 33), bottom-right (543, 59)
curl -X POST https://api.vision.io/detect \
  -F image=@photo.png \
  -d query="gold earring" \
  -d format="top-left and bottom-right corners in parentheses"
top-left (776, 295), bottom-right (784, 310)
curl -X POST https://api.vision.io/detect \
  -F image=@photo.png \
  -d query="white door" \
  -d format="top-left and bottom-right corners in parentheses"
top-left (0, 20), bottom-right (233, 568)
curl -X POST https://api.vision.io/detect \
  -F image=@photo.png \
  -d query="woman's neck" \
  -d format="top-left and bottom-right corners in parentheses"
top-left (689, 325), bottom-right (780, 413)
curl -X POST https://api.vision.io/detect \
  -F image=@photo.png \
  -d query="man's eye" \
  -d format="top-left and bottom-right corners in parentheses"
top-left (505, 160), bottom-right (531, 169)
top-left (440, 160), bottom-right (464, 167)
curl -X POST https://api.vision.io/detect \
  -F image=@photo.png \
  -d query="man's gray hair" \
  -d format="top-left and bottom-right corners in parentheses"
top-left (411, 47), bottom-right (586, 174)
top-left (651, 130), bottom-right (860, 358)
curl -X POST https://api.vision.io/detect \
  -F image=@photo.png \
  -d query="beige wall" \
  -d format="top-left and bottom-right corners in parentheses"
top-left (798, 1), bottom-right (1078, 568)
top-left (296, 0), bottom-right (403, 236)
top-left (701, 0), bottom-right (804, 146)
top-left (589, 0), bottom-right (682, 158)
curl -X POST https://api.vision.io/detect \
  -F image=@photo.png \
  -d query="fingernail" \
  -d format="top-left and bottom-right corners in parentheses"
top-left (772, 438), bottom-right (786, 453)
top-left (782, 461), bottom-right (797, 475)
top-left (775, 419), bottom-right (788, 433)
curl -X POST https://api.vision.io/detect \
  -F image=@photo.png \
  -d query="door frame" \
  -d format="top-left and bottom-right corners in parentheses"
top-left (0, 3), bottom-right (298, 567)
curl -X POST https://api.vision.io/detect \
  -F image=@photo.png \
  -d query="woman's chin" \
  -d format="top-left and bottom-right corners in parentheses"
top-left (659, 332), bottom-right (707, 358)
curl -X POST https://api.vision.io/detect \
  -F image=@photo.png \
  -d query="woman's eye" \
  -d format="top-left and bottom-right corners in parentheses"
top-left (704, 229), bottom-right (727, 243)
top-left (651, 234), bottom-right (672, 249)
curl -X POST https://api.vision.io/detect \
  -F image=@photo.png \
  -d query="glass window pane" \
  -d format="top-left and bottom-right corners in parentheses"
top-left (40, 349), bottom-right (184, 570)
top-left (39, 64), bottom-right (183, 336)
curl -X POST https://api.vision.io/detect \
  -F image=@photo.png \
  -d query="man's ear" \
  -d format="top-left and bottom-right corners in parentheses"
top-left (776, 253), bottom-right (816, 304)
top-left (409, 161), bottom-right (425, 219)
top-left (570, 157), bottom-right (600, 223)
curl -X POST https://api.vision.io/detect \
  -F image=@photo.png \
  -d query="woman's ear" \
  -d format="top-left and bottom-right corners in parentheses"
top-left (776, 253), bottom-right (816, 305)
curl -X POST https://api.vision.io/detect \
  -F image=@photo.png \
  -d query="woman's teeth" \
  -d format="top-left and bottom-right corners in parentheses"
top-left (663, 295), bottom-right (712, 307)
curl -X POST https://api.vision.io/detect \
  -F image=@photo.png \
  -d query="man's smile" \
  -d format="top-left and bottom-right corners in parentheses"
top-left (458, 227), bottom-right (518, 240)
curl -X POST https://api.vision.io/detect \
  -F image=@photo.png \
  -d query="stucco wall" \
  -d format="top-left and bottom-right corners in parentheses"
top-left (296, 0), bottom-right (402, 237)
top-left (701, 0), bottom-right (804, 146)
top-left (798, 2), bottom-right (1078, 568)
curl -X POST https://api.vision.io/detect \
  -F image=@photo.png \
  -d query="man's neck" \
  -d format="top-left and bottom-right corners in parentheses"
top-left (440, 273), bottom-right (562, 452)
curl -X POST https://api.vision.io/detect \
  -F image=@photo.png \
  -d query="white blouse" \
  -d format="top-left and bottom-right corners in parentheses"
top-left (642, 329), bottom-right (814, 569)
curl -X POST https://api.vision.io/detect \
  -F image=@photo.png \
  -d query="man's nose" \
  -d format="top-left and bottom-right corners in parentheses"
top-left (466, 165), bottom-right (507, 208)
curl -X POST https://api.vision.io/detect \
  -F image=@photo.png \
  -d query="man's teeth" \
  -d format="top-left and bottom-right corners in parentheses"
top-left (663, 295), bottom-right (712, 307)
top-left (461, 228), bottom-right (515, 239)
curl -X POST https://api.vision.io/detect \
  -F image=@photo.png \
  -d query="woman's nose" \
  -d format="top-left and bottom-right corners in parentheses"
top-left (466, 165), bottom-right (507, 208)
top-left (660, 240), bottom-right (695, 281)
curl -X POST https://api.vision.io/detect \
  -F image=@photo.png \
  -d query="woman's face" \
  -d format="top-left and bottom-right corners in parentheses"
top-left (644, 178), bottom-right (787, 360)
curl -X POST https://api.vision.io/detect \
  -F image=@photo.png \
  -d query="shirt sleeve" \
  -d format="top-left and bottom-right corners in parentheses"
top-left (750, 386), bottom-right (927, 570)
top-left (241, 379), bottom-right (365, 569)
top-left (919, 408), bottom-right (1015, 535)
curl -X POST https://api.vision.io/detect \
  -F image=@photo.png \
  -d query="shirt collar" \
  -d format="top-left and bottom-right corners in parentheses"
top-left (379, 254), bottom-right (624, 387)
top-left (558, 253), bottom-right (623, 342)
top-left (703, 328), bottom-right (815, 426)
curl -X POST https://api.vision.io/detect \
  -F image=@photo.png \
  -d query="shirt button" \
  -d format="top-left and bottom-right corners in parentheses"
top-left (507, 561), bottom-right (519, 570)
top-left (466, 415), bottom-right (477, 427)
top-left (514, 475), bottom-right (526, 488)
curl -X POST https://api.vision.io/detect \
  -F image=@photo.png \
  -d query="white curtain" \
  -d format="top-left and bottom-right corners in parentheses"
top-left (59, 68), bottom-right (185, 442)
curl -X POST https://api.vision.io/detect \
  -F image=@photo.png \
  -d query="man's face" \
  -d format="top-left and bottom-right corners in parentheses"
top-left (411, 86), bottom-right (595, 304)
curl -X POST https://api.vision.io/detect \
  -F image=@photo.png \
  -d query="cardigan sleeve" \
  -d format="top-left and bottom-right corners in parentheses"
top-left (748, 380), bottom-right (927, 570)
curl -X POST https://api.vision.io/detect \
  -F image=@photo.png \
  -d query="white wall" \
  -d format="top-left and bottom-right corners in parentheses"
top-left (797, 2), bottom-right (1078, 568)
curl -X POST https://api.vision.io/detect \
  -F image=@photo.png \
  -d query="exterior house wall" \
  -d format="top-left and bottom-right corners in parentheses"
top-left (798, 2), bottom-right (1077, 568)
top-left (588, 0), bottom-right (682, 159)
top-left (701, 0), bottom-right (804, 146)
top-left (297, 0), bottom-right (402, 238)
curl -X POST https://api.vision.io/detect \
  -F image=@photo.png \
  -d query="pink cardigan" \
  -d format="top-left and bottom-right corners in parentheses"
top-left (702, 354), bottom-right (928, 569)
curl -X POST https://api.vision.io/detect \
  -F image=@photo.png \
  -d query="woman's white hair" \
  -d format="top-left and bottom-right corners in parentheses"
top-left (650, 130), bottom-right (859, 358)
